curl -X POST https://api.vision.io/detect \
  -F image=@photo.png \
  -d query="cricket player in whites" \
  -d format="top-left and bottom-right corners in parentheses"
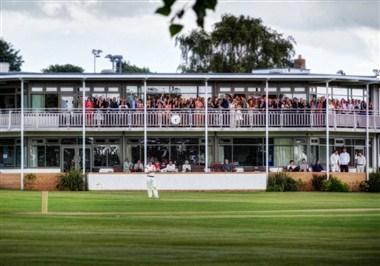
top-left (145, 161), bottom-right (159, 199)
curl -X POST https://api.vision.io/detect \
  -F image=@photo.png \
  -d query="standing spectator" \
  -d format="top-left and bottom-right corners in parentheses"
top-left (355, 152), bottom-right (366, 173)
top-left (339, 148), bottom-right (350, 172)
top-left (330, 150), bottom-right (340, 172)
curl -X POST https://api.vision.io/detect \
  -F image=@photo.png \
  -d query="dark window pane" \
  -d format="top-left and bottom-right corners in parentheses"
top-left (170, 145), bottom-right (199, 165)
top-left (46, 146), bottom-right (60, 167)
top-left (233, 145), bottom-right (264, 166)
top-left (45, 94), bottom-right (58, 108)
top-left (37, 146), bottom-right (45, 167)
top-left (94, 145), bottom-right (107, 167)
top-left (234, 138), bottom-right (263, 145)
top-left (108, 145), bottom-right (121, 166)
top-left (0, 145), bottom-right (15, 167)
top-left (61, 138), bottom-right (77, 144)
top-left (171, 138), bottom-right (198, 145)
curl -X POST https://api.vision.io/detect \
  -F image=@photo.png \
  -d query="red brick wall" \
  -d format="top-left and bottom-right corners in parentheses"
top-left (0, 173), bottom-right (61, 191)
top-left (285, 172), bottom-right (366, 191)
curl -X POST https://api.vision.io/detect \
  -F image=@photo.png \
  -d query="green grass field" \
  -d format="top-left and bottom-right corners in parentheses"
top-left (1, 191), bottom-right (379, 265)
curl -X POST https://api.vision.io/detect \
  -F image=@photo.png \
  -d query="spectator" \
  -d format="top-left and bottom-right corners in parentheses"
top-left (222, 159), bottom-right (233, 172)
top-left (339, 148), bottom-right (350, 172)
top-left (133, 160), bottom-right (144, 172)
top-left (312, 160), bottom-right (324, 172)
top-left (287, 160), bottom-right (300, 172)
top-left (299, 159), bottom-right (309, 172)
top-left (355, 152), bottom-right (366, 173)
top-left (182, 160), bottom-right (192, 172)
top-left (162, 160), bottom-right (178, 172)
top-left (330, 150), bottom-right (340, 172)
top-left (123, 159), bottom-right (131, 173)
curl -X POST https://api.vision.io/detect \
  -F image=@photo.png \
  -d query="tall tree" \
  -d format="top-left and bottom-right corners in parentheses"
top-left (0, 39), bottom-right (24, 71)
top-left (122, 61), bottom-right (150, 73)
top-left (156, 0), bottom-right (218, 36)
top-left (176, 15), bottom-right (296, 73)
top-left (42, 64), bottom-right (84, 73)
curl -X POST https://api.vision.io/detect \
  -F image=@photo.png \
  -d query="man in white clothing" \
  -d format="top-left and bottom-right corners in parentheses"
top-left (145, 162), bottom-right (159, 199)
top-left (330, 150), bottom-right (340, 172)
top-left (355, 152), bottom-right (366, 173)
top-left (182, 160), bottom-right (192, 172)
top-left (339, 148), bottom-right (350, 172)
top-left (162, 160), bottom-right (178, 172)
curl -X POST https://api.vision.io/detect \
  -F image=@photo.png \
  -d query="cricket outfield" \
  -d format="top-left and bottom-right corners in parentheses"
top-left (0, 191), bottom-right (379, 265)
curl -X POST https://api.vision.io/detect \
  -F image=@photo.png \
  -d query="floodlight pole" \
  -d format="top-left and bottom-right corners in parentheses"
top-left (204, 79), bottom-right (209, 172)
top-left (143, 78), bottom-right (147, 168)
top-left (325, 81), bottom-right (330, 180)
top-left (265, 79), bottom-right (269, 179)
top-left (20, 78), bottom-right (24, 191)
top-left (82, 79), bottom-right (86, 175)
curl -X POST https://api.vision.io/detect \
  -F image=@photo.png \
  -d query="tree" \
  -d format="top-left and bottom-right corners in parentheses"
top-left (0, 39), bottom-right (24, 71)
top-left (156, 0), bottom-right (218, 36)
top-left (42, 64), bottom-right (84, 73)
top-left (122, 61), bottom-right (150, 73)
top-left (176, 15), bottom-right (296, 73)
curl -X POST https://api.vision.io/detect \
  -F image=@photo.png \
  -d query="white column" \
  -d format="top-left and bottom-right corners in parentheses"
top-left (366, 83), bottom-right (369, 180)
top-left (143, 79), bottom-right (147, 169)
top-left (325, 81), bottom-right (330, 179)
top-left (265, 79), bottom-right (269, 177)
top-left (20, 79), bottom-right (24, 190)
top-left (82, 80), bottom-right (86, 175)
top-left (205, 79), bottom-right (209, 172)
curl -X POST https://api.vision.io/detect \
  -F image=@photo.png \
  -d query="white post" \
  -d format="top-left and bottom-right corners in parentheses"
top-left (82, 79), bottom-right (86, 175)
top-left (325, 81), bottom-right (330, 179)
top-left (265, 79), bottom-right (269, 178)
top-left (366, 83), bottom-right (369, 181)
top-left (143, 79), bottom-right (147, 169)
top-left (20, 79), bottom-right (24, 191)
top-left (205, 79), bottom-right (209, 172)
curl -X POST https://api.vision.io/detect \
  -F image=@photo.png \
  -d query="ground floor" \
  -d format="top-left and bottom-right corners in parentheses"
top-left (0, 131), bottom-right (379, 172)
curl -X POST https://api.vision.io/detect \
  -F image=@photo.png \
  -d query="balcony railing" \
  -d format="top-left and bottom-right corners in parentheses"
top-left (0, 108), bottom-right (379, 130)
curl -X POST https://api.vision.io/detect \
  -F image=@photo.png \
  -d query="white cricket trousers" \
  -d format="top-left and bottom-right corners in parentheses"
top-left (357, 165), bottom-right (365, 173)
top-left (331, 164), bottom-right (340, 172)
top-left (146, 177), bottom-right (159, 198)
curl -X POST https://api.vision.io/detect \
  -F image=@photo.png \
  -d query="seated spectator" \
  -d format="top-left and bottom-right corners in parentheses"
top-left (287, 160), bottom-right (300, 172)
top-left (312, 159), bottom-right (324, 172)
top-left (161, 160), bottom-right (178, 172)
top-left (182, 160), bottom-right (192, 172)
top-left (133, 160), bottom-right (144, 172)
top-left (299, 159), bottom-right (309, 172)
top-left (123, 159), bottom-right (131, 173)
top-left (222, 159), bottom-right (233, 172)
top-left (154, 161), bottom-right (161, 171)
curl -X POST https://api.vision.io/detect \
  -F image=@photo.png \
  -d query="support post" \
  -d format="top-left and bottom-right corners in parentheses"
top-left (20, 79), bottom-right (24, 190)
top-left (265, 79), bottom-right (269, 178)
top-left (82, 79), bottom-right (86, 175)
top-left (205, 79), bottom-right (209, 172)
top-left (325, 81), bottom-right (330, 180)
top-left (144, 79), bottom-right (147, 169)
top-left (41, 191), bottom-right (48, 214)
top-left (366, 83), bottom-right (370, 181)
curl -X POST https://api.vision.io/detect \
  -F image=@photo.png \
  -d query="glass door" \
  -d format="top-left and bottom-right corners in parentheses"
top-left (62, 147), bottom-right (76, 171)
top-left (79, 148), bottom-right (91, 172)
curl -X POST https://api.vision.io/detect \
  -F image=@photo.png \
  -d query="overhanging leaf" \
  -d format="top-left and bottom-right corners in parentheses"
top-left (169, 24), bottom-right (184, 37)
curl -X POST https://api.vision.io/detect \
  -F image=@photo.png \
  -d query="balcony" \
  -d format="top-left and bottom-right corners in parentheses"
top-left (0, 108), bottom-right (379, 132)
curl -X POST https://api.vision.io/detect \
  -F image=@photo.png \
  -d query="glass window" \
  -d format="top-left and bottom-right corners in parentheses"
top-left (248, 87), bottom-right (261, 92)
top-left (234, 87), bottom-right (245, 92)
top-left (46, 146), bottom-right (60, 167)
top-left (31, 95), bottom-right (44, 108)
top-left (37, 146), bottom-right (45, 167)
top-left (108, 145), bottom-right (121, 166)
top-left (61, 87), bottom-right (73, 92)
top-left (108, 87), bottom-right (119, 92)
top-left (94, 87), bottom-right (105, 92)
top-left (219, 146), bottom-right (232, 162)
top-left (234, 138), bottom-right (263, 145)
top-left (45, 94), bottom-right (58, 108)
top-left (0, 145), bottom-right (15, 168)
top-left (171, 138), bottom-right (198, 145)
top-left (46, 87), bottom-right (57, 92)
top-left (220, 87), bottom-right (231, 92)
top-left (94, 145), bottom-right (107, 167)
top-left (294, 87), bottom-right (305, 92)
top-left (280, 87), bottom-right (291, 92)
top-left (31, 87), bottom-right (43, 92)
top-left (233, 145), bottom-right (264, 166)
top-left (171, 145), bottom-right (199, 165)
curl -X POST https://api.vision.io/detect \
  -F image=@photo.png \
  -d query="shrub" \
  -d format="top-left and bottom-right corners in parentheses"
top-left (367, 172), bottom-right (380, 192)
top-left (321, 177), bottom-right (349, 192)
top-left (296, 179), bottom-right (307, 191)
top-left (359, 180), bottom-right (369, 192)
top-left (24, 173), bottom-right (36, 183)
top-left (312, 174), bottom-right (327, 191)
top-left (267, 172), bottom-right (298, 192)
top-left (57, 169), bottom-right (84, 191)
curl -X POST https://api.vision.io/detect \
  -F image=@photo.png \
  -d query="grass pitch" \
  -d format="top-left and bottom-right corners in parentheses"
top-left (0, 191), bottom-right (379, 265)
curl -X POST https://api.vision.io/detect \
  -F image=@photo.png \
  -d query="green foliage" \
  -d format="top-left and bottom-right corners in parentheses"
top-left (267, 172), bottom-right (298, 192)
top-left (156, 0), bottom-right (217, 36)
top-left (296, 179), bottom-right (307, 191)
top-left (57, 169), bottom-right (84, 191)
top-left (122, 61), bottom-right (150, 73)
top-left (360, 172), bottom-right (380, 192)
top-left (312, 174), bottom-right (327, 191)
top-left (321, 177), bottom-right (349, 192)
top-left (0, 39), bottom-right (24, 71)
top-left (176, 14), bottom-right (295, 73)
top-left (42, 64), bottom-right (84, 73)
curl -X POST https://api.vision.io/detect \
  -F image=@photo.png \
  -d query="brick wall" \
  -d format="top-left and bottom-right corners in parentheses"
top-left (0, 173), bottom-right (61, 191)
top-left (285, 172), bottom-right (366, 191)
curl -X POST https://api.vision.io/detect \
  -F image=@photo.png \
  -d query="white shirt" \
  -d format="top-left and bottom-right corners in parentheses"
top-left (330, 154), bottom-right (340, 165)
top-left (145, 165), bottom-right (156, 177)
top-left (166, 164), bottom-right (177, 172)
top-left (356, 155), bottom-right (366, 165)
top-left (339, 152), bottom-right (350, 165)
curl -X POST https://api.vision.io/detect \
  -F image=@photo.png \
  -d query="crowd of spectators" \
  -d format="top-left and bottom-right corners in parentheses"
top-left (80, 94), bottom-right (371, 112)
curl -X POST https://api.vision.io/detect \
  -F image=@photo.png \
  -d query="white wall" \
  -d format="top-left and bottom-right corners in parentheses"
top-left (0, 168), bottom-right (61, 174)
top-left (88, 173), bottom-right (267, 191)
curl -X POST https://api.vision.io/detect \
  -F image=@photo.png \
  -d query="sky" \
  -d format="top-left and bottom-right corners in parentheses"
top-left (0, 0), bottom-right (379, 75)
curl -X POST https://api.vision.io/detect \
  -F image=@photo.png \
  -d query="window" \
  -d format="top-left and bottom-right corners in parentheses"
top-left (31, 87), bottom-right (43, 92)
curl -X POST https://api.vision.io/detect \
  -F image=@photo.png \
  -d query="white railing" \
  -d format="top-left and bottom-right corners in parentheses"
top-left (0, 108), bottom-right (379, 130)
